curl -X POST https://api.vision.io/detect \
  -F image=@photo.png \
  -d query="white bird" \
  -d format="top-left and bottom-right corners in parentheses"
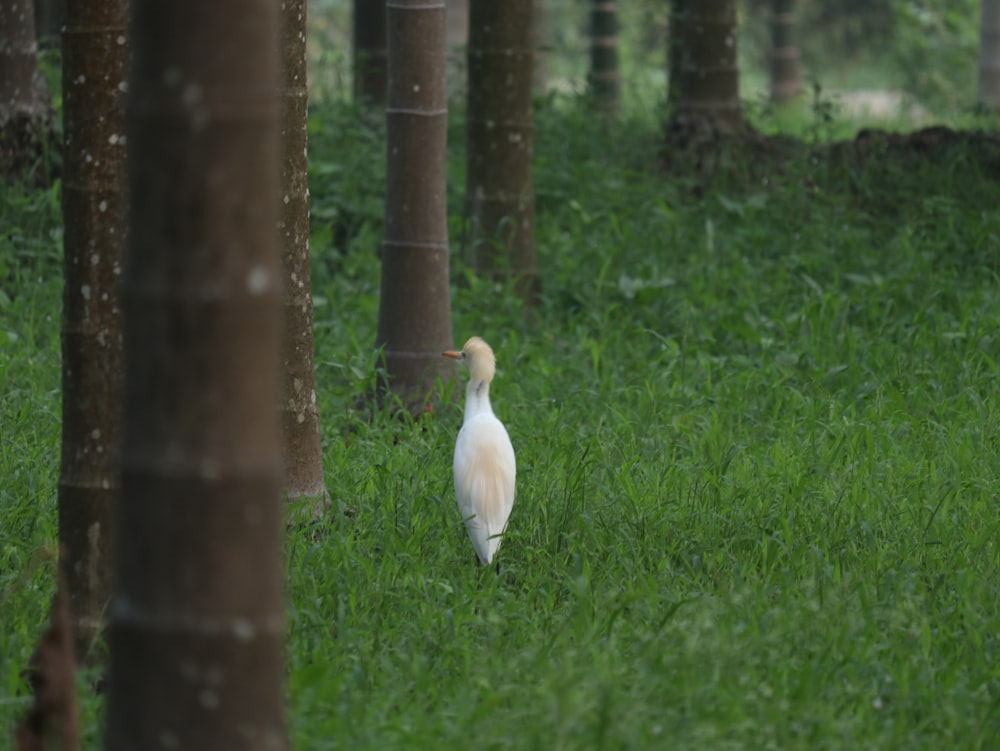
top-left (442, 336), bottom-right (516, 568)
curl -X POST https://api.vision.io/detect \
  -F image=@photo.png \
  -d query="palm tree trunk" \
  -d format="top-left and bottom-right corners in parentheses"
top-left (589, 0), bottom-right (619, 114)
top-left (58, 0), bottom-right (127, 666)
top-left (353, 0), bottom-right (388, 105)
top-left (375, 0), bottom-right (455, 413)
top-left (980, 0), bottom-right (1000, 110)
top-left (279, 0), bottom-right (328, 516)
top-left (667, 0), bottom-right (742, 136)
top-left (465, 0), bottom-right (537, 304)
top-left (106, 0), bottom-right (287, 746)
top-left (769, 0), bottom-right (800, 104)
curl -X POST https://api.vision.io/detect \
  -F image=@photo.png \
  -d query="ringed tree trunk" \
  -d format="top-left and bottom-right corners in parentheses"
top-left (667, 0), bottom-right (743, 138)
top-left (980, 0), bottom-right (1000, 110)
top-left (0, 0), bottom-right (53, 178)
top-left (279, 0), bottom-right (328, 517)
top-left (374, 0), bottom-right (455, 414)
top-left (589, 0), bottom-right (619, 114)
top-left (105, 0), bottom-right (288, 747)
top-left (769, 0), bottom-right (801, 104)
top-left (465, 0), bottom-right (537, 305)
top-left (58, 0), bottom-right (128, 666)
top-left (353, 0), bottom-right (387, 105)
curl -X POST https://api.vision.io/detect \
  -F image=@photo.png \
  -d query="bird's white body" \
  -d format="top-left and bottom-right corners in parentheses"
top-left (443, 337), bottom-right (516, 566)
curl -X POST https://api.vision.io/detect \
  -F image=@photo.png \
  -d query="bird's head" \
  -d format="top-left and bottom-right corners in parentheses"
top-left (443, 336), bottom-right (496, 384)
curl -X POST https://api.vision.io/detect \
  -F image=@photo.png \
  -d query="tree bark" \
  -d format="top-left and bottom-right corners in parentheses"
top-left (667, 0), bottom-right (743, 136)
top-left (769, 0), bottom-right (800, 104)
top-left (589, 0), bottom-right (619, 114)
top-left (353, 0), bottom-right (387, 105)
top-left (279, 0), bottom-right (328, 517)
top-left (374, 0), bottom-right (455, 414)
top-left (980, 0), bottom-right (1000, 110)
top-left (465, 0), bottom-right (537, 304)
top-left (0, 0), bottom-right (53, 177)
top-left (105, 0), bottom-right (287, 748)
top-left (57, 0), bottom-right (127, 666)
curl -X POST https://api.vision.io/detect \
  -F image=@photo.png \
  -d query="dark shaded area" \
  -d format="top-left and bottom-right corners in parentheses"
top-left (352, 0), bottom-right (387, 106)
top-left (663, 125), bottom-right (1000, 202)
top-left (34, 0), bottom-right (67, 47)
top-left (830, 125), bottom-right (1000, 166)
top-left (0, 111), bottom-right (57, 186)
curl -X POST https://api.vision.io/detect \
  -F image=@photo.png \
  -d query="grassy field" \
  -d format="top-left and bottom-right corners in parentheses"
top-left (3, 86), bottom-right (1000, 749)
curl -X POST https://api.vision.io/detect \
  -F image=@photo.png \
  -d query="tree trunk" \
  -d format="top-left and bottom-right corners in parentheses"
top-left (980, 0), bottom-right (1000, 110)
top-left (532, 0), bottom-right (547, 92)
top-left (769, 0), bottom-right (800, 104)
top-left (589, 0), bottom-right (619, 114)
top-left (0, 0), bottom-right (52, 177)
top-left (105, 0), bottom-right (287, 748)
top-left (279, 0), bottom-right (328, 517)
top-left (465, 0), bottom-right (537, 304)
top-left (374, 0), bottom-right (455, 414)
top-left (667, 0), bottom-right (684, 110)
top-left (57, 0), bottom-right (127, 667)
top-left (445, 0), bottom-right (468, 96)
top-left (353, 0), bottom-right (387, 105)
top-left (667, 0), bottom-right (742, 136)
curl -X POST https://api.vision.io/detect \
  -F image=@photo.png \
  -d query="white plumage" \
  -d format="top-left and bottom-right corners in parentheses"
top-left (442, 337), bottom-right (516, 566)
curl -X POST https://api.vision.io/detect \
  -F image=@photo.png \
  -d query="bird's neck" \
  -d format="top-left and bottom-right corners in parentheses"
top-left (463, 378), bottom-right (493, 422)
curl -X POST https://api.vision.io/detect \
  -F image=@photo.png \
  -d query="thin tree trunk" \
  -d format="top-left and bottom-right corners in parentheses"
top-left (0, 0), bottom-right (52, 176)
top-left (769, 0), bottom-right (800, 104)
top-left (374, 0), bottom-right (454, 414)
top-left (589, 0), bottom-right (619, 114)
top-left (465, 0), bottom-right (537, 304)
top-left (445, 0), bottom-right (468, 96)
top-left (34, 0), bottom-right (66, 47)
top-left (58, 0), bottom-right (127, 666)
top-left (667, 0), bottom-right (684, 110)
top-left (979, 0), bottom-right (1000, 110)
top-left (353, 0), bottom-right (387, 105)
top-left (667, 0), bottom-right (742, 136)
top-left (279, 0), bottom-right (328, 517)
top-left (0, 0), bottom-right (48, 118)
top-left (106, 0), bottom-right (287, 747)
top-left (532, 0), bottom-right (547, 92)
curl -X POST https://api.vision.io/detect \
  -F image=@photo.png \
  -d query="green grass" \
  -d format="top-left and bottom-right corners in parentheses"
top-left (3, 88), bottom-right (1000, 750)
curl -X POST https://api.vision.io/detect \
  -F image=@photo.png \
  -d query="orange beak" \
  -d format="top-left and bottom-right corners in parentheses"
top-left (442, 350), bottom-right (462, 360)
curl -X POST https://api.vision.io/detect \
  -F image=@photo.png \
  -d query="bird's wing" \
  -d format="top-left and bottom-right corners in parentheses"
top-left (453, 416), bottom-right (516, 563)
